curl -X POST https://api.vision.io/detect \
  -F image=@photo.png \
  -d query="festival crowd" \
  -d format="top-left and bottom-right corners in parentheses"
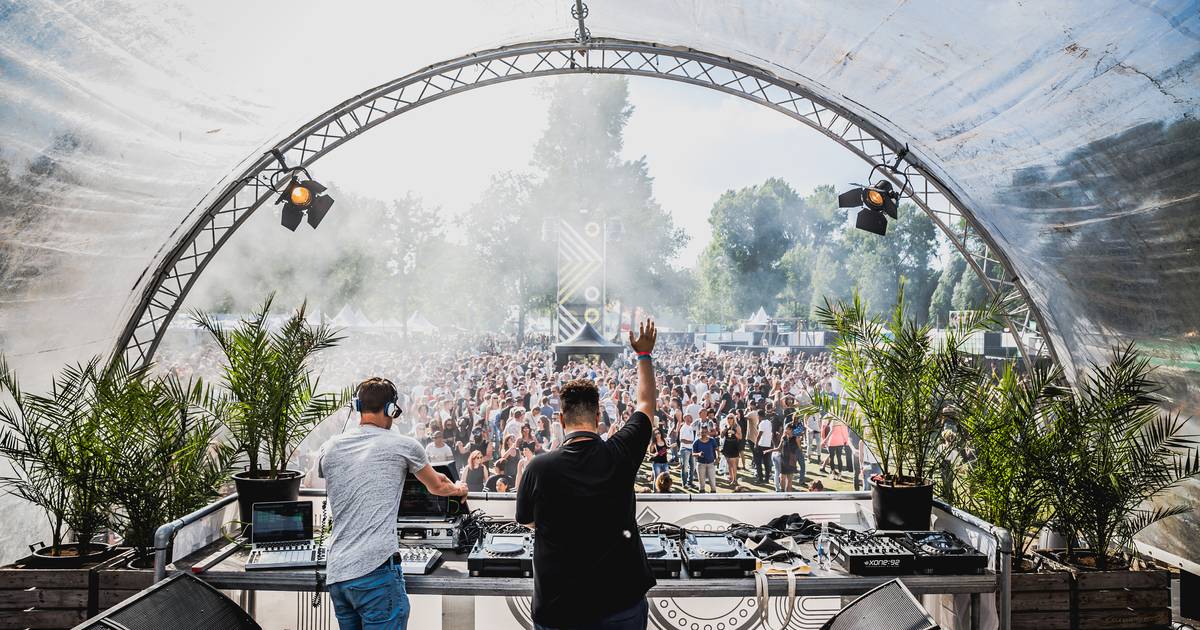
top-left (158, 332), bottom-right (881, 494)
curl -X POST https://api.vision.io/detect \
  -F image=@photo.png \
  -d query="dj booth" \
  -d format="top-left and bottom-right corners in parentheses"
top-left (155, 491), bottom-right (1011, 630)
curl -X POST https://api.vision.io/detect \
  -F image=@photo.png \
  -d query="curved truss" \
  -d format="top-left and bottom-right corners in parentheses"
top-left (116, 38), bottom-right (1053, 368)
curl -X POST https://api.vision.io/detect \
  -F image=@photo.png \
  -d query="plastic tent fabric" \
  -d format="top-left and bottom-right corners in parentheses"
top-left (0, 0), bottom-right (1197, 564)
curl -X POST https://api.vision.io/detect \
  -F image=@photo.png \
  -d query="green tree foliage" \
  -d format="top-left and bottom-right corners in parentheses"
top-left (693, 176), bottom-right (943, 325)
top-left (465, 77), bottom-right (689, 334)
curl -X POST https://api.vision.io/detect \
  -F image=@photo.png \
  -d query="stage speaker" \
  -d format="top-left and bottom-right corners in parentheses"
top-left (820, 578), bottom-right (938, 630)
top-left (73, 573), bottom-right (260, 630)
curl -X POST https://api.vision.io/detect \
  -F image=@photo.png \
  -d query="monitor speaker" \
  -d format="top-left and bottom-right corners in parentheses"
top-left (820, 578), bottom-right (938, 630)
top-left (73, 573), bottom-right (260, 630)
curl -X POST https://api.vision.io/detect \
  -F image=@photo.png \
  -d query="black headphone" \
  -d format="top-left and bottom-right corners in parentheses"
top-left (353, 378), bottom-right (403, 419)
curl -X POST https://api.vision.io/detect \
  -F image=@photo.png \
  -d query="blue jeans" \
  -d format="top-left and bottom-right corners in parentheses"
top-left (679, 448), bottom-right (695, 487)
top-left (771, 452), bottom-right (783, 491)
top-left (328, 559), bottom-right (410, 630)
top-left (535, 598), bottom-right (648, 630)
top-left (651, 461), bottom-right (669, 484)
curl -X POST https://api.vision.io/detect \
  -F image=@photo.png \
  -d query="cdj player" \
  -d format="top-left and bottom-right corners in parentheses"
top-left (640, 534), bottom-right (683, 578)
top-left (680, 533), bottom-right (757, 578)
top-left (467, 532), bottom-right (534, 577)
top-left (900, 531), bottom-right (988, 575)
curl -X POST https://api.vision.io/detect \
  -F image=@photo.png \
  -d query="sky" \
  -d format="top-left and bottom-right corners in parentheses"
top-left (315, 74), bottom-right (867, 267)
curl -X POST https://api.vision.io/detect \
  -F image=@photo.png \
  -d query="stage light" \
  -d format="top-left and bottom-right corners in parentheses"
top-left (839, 146), bottom-right (910, 236)
top-left (855, 208), bottom-right (888, 236)
top-left (275, 176), bottom-right (334, 231)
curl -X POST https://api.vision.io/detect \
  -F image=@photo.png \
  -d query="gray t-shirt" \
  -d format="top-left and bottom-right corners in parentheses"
top-left (318, 424), bottom-right (429, 584)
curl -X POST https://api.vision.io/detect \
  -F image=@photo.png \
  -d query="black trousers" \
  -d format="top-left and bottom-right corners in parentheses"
top-left (754, 445), bottom-right (772, 480)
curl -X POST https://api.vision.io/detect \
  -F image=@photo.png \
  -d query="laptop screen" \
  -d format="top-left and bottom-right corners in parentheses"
top-left (398, 472), bottom-right (450, 518)
top-left (252, 501), bottom-right (313, 544)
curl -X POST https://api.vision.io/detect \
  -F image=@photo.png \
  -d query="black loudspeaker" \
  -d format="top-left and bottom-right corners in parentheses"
top-left (73, 573), bottom-right (260, 630)
top-left (820, 579), bottom-right (938, 630)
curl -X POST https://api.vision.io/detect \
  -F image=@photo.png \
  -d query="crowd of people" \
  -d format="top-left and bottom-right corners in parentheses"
top-left (157, 330), bottom-right (881, 494)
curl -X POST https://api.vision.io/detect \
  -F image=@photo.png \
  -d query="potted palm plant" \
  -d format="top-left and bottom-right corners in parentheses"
top-left (804, 284), bottom-right (1000, 529)
top-left (98, 359), bottom-right (233, 567)
top-left (956, 361), bottom-right (1063, 565)
top-left (1045, 343), bottom-right (1200, 571)
top-left (193, 294), bottom-right (345, 527)
top-left (0, 357), bottom-right (116, 567)
top-left (997, 344), bottom-right (1200, 630)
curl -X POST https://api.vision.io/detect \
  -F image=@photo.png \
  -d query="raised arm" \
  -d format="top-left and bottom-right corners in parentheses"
top-left (629, 319), bottom-right (658, 418)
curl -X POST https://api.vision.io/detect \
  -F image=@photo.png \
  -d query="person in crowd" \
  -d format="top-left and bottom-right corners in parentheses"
top-left (746, 405), bottom-right (762, 482)
top-left (648, 421), bottom-right (670, 486)
top-left (517, 423), bottom-right (542, 455)
top-left (318, 377), bottom-right (467, 630)
top-left (516, 320), bottom-right (658, 630)
top-left (756, 407), bottom-right (774, 486)
top-left (424, 430), bottom-right (458, 481)
top-left (720, 414), bottom-right (743, 491)
top-left (497, 434), bottom-right (520, 479)
top-left (462, 450), bottom-right (488, 493)
top-left (485, 461), bottom-right (514, 492)
top-left (677, 413), bottom-right (697, 490)
top-left (515, 444), bottom-right (537, 490)
top-left (655, 471), bottom-right (674, 493)
top-left (693, 425), bottom-right (718, 493)
top-left (822, 417), bottom-right (850, 480)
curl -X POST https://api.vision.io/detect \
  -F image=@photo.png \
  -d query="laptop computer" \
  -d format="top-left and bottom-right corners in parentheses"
top-left (245, 501), bottom-right (326, 570)
top-left (396, 471), bottom-right (466, 549)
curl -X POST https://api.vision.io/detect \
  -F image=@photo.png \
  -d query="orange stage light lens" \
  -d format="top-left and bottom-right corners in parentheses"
top-left (866, 189), bottom-right (884, 207)
top-left (290, 185), bottom-right (312, 207)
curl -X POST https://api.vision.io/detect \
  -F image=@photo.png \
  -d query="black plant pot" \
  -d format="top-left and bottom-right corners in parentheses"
top-left (233, 469), bottom-right (305, 532)
top-left (870, 475), bottom-right (934, 530)
top-left (23, 542), bottom-right (116, 569)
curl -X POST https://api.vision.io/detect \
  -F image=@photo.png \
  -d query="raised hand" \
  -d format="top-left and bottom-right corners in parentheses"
top-left (629, 319), bottom-right (657, 354)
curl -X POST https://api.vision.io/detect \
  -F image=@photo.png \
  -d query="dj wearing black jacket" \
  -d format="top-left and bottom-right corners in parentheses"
top-left (516, 320), bottom-right (658, 630)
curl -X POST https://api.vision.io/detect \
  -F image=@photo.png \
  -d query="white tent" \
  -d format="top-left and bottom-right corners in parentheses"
top-left (406, 311), bottom-right (438, 334)
top-left (746, 307), bottom-right (770, 325)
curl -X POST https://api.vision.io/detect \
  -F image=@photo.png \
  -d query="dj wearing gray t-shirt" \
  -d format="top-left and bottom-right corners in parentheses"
top-left (318, 377), bottom-right (468, 630)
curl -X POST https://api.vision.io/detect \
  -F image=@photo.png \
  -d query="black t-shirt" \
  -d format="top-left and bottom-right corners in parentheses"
top-left (515, 411), bottom-right (656, 627)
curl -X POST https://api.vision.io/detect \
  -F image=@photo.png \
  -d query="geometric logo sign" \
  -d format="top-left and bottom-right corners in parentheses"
top-left (556, 217), bottom-right (605, 341)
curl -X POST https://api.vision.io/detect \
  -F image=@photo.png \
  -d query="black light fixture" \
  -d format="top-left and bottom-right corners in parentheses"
top-left (276, 177), bottom-right (334, 230)
top-left (838, 145), bottom-right (909, 236)
top-left (269, 150), bottom-right (334, 231)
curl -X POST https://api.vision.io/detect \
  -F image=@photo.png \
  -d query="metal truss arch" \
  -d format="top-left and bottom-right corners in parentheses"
top-left (116, 37), bottom-right (1055, 369)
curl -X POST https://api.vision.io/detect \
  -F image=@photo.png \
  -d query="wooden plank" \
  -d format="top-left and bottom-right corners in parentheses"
top-left (1076, 569), bottom-right (1169, 590)
top-left (1011, 589), bottom-right (1071, 612)
top-left (0, 607), bottom-right (87, 629)
top-left (1077, 606), bottom-right (1170, 629)
top-left (0, 586), bottom-right (88, 608)
top-left (1078, 587), bottom-right (1170, 610)
top-left (0, 567), bottom-right (88, 588)
top-left (1012, 610), bottom-right (1070, 630)
top-left (98, 568), bottom-right (154, 590)
top-left (1010, 571), bottom-right (1072, 592)
top-left (98, 588), bottom-right (143, 608)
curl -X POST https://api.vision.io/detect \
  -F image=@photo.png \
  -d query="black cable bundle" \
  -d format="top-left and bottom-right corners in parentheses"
top-left (458, 510), bottom-right (533, 552)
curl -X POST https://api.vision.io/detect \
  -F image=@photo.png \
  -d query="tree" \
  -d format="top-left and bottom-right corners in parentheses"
top-left (694, 178), bottom-right (803, 318)
top-left (465, 173), bottom-right (554, 343)
top-left (528, 77), bottom-right (688, 315)
top-left (381, 194), bottom-right (445, 338)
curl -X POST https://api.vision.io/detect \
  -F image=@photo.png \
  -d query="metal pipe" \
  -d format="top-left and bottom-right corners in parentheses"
top-left (997, 528), bottom-right (1013, 630)
top-left (935, 499), bottom-right (1013, 630)
top-left (153, 493), bottom-right (239, 582)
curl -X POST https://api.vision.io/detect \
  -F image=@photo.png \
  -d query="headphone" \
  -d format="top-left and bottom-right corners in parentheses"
top-left (353, 378), bottom-right (403, 418)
